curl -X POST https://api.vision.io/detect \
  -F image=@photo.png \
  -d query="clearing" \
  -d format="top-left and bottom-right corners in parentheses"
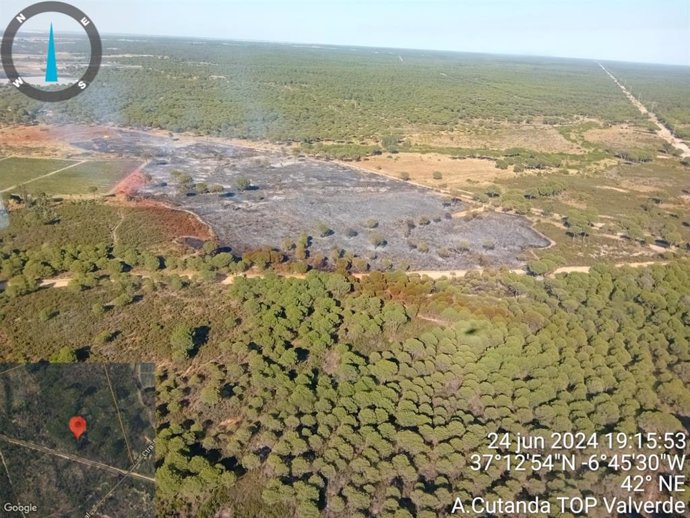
top-left (582, 124), bottom-right (666, 151)
top-left (356, 153), bottom-right (513, 188)
top-left (410, 121), bottom-right (583, 154)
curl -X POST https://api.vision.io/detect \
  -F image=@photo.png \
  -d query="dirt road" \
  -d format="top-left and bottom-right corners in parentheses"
top-left (599, 63), bottom-right (690, 158)
top-left (29, 258), bottom-right (673, 293)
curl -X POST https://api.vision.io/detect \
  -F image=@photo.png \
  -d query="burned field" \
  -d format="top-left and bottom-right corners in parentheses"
top-left (73, 130), bottom-right (549, 270)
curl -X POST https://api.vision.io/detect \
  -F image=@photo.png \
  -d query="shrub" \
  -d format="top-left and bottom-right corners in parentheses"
top-left (317, 223), bottom-right (334, 237)
top-left (368, 232), bottom-right (386, 248)
top-left (473, 193), bottom-right (490, 204)
top-left (486, 185), bottom-right (502, 198)
top-left (50, 346), bottom-right (77, 363)
top-left (455, 241), bottom-right (471, 252)
top-left (234, 176), bottom-right (252, 191)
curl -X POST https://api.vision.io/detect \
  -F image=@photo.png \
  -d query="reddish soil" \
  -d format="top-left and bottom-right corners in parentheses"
top-left (110, 161), bottom-right (148, 195)
top-left (0, 124), bottom-right (122, 157)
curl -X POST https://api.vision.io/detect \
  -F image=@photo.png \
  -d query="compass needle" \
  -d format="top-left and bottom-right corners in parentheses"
top-left (45, 21), bottom-right (58, 82)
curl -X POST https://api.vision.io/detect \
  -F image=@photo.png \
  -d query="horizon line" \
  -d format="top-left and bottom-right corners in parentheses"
top-left (6, 29), bottom-right (690, 68)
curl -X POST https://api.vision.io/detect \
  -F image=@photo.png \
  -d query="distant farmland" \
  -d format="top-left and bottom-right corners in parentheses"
top-left (0, 157), bottom-right (78, 191)
top-left (0, 157), bottom-right (139, 195)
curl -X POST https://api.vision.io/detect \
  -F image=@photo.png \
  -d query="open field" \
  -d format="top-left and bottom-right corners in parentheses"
top-left (357, 153), bottom-right (512, 187)
top-left (582, 123), bottom-right (667, 152)
top-left (27, 160), bottom-right (141, 195)
top-left (0, 157), bottom-right (79, 191)
top-left (410, 121), bottom-right (584, 153)
top-left (0, 157), bottom-right (141, 196)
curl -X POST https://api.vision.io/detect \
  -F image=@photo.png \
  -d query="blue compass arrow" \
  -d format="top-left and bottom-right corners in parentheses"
top-left (45, 22), bottom-right (58, 82)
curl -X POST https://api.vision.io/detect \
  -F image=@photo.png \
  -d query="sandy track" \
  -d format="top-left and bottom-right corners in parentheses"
top-left (599, 63), bottom-right (690, 158)
top-left (29, 259), bottom-right (672, 292)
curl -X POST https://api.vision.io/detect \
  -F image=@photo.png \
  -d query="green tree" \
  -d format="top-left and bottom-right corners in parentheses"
top-left (170, 324), bottom-right (195, 361)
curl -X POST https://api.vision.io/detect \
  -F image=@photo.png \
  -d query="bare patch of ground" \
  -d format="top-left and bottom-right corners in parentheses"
top-left (619, 180), bottom-right (671, 193)
top-left (38, 277), bottom-right (71, 288)
top-left (551, 260), bottom-right (669, 276)
top-left (358, 153), bottom-right (513, 188)
top-left (0, 125), bottom-right (73, 157)
top-left (597, 185), bottom-right (630, 193)
top-left (110, 161), bottom-right (149, 195)
top-left (0, 124), bottom-right (138, 158)
top-left (560, 196), bottom-right (589, 210)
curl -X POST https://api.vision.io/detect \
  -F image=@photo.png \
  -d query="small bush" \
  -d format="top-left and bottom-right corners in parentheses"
top-left (368, 232), bottom-right (386, 248)
top-left (317, 223), bottom-right (334, 237)
top-left (234, 176), bottom-right (252, 191)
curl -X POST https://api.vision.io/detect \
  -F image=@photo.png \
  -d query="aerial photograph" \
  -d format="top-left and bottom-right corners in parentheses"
top-left (0, 0), bottom-right (688, 516)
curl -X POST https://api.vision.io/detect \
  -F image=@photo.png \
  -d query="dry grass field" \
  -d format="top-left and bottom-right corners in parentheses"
top-left (359, 153), bottom-right (514, 187)
top-left (410, 121), bottom-right (583, 154)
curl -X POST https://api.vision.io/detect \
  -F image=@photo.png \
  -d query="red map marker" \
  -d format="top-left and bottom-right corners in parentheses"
top-left (69, 416), bottom-right (87, 440)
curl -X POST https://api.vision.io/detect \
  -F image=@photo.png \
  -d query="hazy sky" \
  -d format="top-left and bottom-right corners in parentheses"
top-left (3, 0), bottom-right (689, 65)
